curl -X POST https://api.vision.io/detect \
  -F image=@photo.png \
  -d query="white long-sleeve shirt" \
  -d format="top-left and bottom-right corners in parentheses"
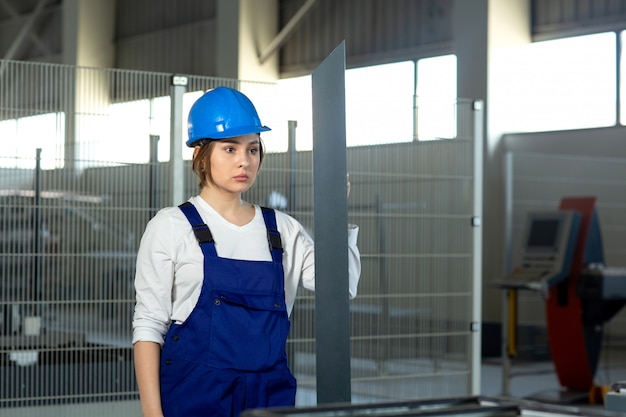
top-left (132, 195), bottom-right (361, 346)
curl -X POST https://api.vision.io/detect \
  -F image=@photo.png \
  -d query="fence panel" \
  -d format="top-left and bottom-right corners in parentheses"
top-left (0, 60), bottom-right (481, 413)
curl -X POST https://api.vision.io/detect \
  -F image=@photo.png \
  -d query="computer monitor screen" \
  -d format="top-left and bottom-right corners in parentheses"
top-left (523, 211), bottom-right (570, 253)
top-left (526, 218), bottom-right (560, 249)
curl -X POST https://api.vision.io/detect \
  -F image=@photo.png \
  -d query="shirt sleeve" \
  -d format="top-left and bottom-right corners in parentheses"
top-left (297, 222), bottom-right (360, 299)
top-left (132, 209), bottom-right (177, 346)
top-left (279, 212), bottom-right (361, 316)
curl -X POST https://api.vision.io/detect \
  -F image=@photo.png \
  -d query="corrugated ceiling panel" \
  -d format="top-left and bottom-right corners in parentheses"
top-left (532, 0), bottom-right (626, 40)
top-left (114, 0), bottom-right (217, 74)
top-left (279, 0), bottom-right (453, 77)
top-left (115, 0), bottom-right (216, 38)
top-left (116, 20), bottom-right (217, 75)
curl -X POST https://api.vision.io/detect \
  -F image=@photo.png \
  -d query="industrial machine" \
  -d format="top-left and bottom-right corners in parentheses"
top-left (496, 197), bottom-right (626, 403)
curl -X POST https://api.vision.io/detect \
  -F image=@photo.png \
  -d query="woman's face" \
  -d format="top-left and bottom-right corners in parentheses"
top-left (205, 134), bottom-right (262, 195)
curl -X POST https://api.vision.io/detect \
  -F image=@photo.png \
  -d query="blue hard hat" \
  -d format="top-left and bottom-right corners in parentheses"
top-left (186, 86), bottom-right (271, 147)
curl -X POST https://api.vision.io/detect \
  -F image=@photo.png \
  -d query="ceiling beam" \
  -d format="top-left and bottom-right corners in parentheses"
top-left (2, 0), bottom-right (50, 60)
top-left (258, 0), bottom-right (318, 64)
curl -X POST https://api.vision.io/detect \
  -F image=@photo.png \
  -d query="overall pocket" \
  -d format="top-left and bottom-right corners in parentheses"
top-left (208, 287), bottom-right (290, 371)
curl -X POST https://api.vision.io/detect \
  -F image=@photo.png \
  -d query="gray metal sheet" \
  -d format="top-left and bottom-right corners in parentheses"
top-left (311, 40), bottom-right (351, 404)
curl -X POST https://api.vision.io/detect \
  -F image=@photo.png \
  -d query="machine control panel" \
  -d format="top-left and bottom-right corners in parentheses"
top-left (497, 210), bottom-right (581, 291)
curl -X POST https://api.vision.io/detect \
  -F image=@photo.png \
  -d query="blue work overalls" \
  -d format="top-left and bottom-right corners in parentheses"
top-left (159, 202), bottom-right (297, 417)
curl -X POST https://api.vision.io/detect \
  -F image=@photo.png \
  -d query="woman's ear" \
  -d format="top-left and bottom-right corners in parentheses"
top-left (193, 146), bottom-right (200, 159)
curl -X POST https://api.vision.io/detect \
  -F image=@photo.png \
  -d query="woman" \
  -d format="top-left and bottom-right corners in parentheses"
top-left (132, 86), bottom-right (361, 417)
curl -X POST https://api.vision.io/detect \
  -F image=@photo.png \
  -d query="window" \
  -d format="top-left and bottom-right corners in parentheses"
top-left (344, 61), bottom-right (415, 146)
top-left (86, 94), bottom-right (197, 164)
top-left (269, 57), bottom-right (457, 150)
top-left (416, 55), bottom-right (457, 140)
top-left (621, 30), bottom-right (626, 126)
top-left (506, 32), bottom-right (616, 132)
top-left (0, 113), bottom-right (65, 169)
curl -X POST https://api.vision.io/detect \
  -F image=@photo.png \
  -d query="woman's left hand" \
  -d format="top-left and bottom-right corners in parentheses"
top-left (346, 173), bottom-right (351, 198)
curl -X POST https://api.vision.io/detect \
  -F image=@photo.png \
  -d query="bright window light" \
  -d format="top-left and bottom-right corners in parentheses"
top-left (262, 77), bottom-right (312, 152)
top-left (0, 113), bottom-right (65, 169)
top-left (89, 100), bottom-right (152, 164)
top-left (345, 61), bottom-right (415, 146)
top-left (507, 32), bottom-right (616, 132)
top-left (0, 58), bottom-right (456, 166)
top-left (621, 30), bottom-right (626, 126)
top-left (274, 61), bottom-right (418, 149)
top-left (416, 55), bottom-right (457, 140)
top-left (76, 93), bottom-right (199, 165)
top-left (270, 58), bottom-right (457, 149)
top-left (0, 119), bottom-right (18, 162)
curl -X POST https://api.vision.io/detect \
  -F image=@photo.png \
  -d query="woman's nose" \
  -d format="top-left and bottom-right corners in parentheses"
top-left (238, 154), bottom-right (250, 167)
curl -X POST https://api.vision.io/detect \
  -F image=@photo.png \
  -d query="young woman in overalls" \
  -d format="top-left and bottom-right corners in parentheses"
top-left (132, 87), bottom-right (361, 417)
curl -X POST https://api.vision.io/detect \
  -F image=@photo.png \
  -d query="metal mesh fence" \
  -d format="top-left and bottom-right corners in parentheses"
top-left (0, 59), bottom-right (481, 414)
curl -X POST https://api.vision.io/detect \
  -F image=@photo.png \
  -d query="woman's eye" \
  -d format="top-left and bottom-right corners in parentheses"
top-left (249, 148), bottom-right (258, 155)
top-left (225, 147), bottom-right (235, 153)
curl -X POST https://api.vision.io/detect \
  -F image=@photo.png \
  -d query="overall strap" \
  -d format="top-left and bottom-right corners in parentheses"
top-left (260, 206), bottom-right (283, 264)
top-left (178, 201), bottom-right (217, 257)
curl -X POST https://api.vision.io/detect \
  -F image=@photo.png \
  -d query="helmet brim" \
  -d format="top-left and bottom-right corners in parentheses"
top-left (186, 125), bottom-right (271, 147)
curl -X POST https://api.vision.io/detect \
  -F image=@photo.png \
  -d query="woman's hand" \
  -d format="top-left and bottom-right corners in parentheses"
top-left (346, 173), bottom-right (351, 198)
